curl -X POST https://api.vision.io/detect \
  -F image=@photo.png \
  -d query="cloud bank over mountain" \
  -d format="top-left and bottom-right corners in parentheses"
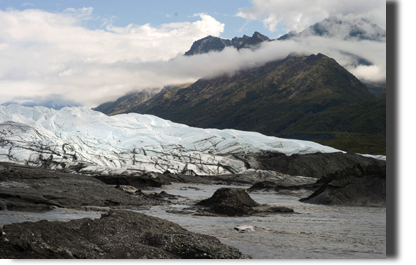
top-left (236, 0), bottom-right (386, 33)
top-left (0, 4), bottom-right (385, 108)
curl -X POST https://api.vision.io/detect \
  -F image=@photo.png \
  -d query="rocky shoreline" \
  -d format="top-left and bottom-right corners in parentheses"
top-left (0, 151), bottom-right (386, 259)
top-left (0, 210), bottom-right (249, 259)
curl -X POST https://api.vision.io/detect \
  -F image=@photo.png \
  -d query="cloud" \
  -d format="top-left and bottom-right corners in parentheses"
top-left (0, 7), bottom-right (384, 109)
top-left (0, 8), bottom-right (224, 107)
top-left (22, 3), bottom-right (35, 7)
top-left (280, 36), bottom-right (386, 82)
top-left (63, 7), bottom-right (94, 21)
top-left (236, 0), bottom-right (386, 33)
top-left (2, 94), bottom-right (81, 109)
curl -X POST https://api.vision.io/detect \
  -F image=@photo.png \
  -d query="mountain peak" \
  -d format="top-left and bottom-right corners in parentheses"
top-left (184, 32), bottom-right (270, 56)
top-left (252, 31), bottom-right (270, 41)
top-left (277, 17), bottom-right (385, 41)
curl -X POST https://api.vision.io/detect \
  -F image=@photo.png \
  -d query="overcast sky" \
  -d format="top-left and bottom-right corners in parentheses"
top-left (0, 0), bottom-right (387, 107)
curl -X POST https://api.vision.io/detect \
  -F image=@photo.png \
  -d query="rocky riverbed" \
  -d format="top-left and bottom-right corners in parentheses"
top-left (0, 154), bottom-right (386, 259)
top-left (140, 183), bottom-right (386, 259)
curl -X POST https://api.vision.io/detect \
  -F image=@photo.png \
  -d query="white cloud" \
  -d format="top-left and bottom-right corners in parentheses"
top-left (62, 7), bottom-right (94, 21)
top-left (22, 3), bottom-right (35, 7)
top-left (349, 65), bottom-right (385, 83)
top-left (0, 8), bottom-right (225, 107)
top-left (236, 0), bottom-right (386, 33)
top-left (0, 7), bottom-right (385, 109)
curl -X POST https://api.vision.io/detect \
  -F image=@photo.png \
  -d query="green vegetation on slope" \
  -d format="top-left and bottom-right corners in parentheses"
top-left (94, 53), bottom-right (385, 155)
top-left (280, 96), bottom-right (386, 155)
top-left (137, 54), bottom-right (385, 154)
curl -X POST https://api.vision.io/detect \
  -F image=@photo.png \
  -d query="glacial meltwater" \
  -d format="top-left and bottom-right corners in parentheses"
top-left (0, 182), bottom-right (386, 259)
top-left (139, 183), bottom-right (386, 259)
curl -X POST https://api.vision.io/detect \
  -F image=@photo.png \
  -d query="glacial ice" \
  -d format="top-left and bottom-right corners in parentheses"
top-left (0, 104), bottom-right (352, 175)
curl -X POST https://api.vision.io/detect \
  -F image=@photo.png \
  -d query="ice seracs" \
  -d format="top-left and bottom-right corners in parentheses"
top-left (0, 104), bottom-right (355, 175)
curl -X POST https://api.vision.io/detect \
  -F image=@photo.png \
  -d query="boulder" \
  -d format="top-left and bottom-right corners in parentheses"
top-left (234, 225), bottom-right (255, 233)
top-left (115, 185), bottom-right (138, 194)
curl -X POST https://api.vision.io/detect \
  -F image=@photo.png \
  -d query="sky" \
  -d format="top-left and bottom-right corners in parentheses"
top-left (0, 0), bottom-right (387, 107)
top-left (0, 0), bottom-right (291, 39)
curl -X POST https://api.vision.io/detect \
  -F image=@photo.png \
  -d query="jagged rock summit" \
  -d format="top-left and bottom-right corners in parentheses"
top-left (184, 31), bottom-right (270, 56)
top-left (184, 17), bottom-right (385, 57)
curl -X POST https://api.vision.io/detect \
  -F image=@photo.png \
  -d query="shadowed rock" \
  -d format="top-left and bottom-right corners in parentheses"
top-left (195, 188), bottom-right (293, 216)
top-left (0, 162), bottom-right (166, 212)
top-left (94, 172), bottom-right (210, 190)
top-left (256, 152), bottom-right (385, 179)
top-left (93, 173), bottom-right (167, 189)
top-left (247, 180), bottom-right (322, 197)
top-left (0, 210), bottom-right (250, 259)
top-left (300, 163), bottom-right (386, 206)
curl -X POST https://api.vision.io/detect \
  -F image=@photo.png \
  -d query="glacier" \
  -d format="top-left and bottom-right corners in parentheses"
top-left (0, 104), bottom-right (357, 176)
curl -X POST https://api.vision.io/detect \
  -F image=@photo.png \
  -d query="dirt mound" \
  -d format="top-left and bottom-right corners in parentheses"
top-left (196, 188), bottom-right (292, 216)
top-left (0, 210), bottom-right (249, 259)
top-left (94, 171), bottom-right (211, 189)
top-left (300, 163), bottom-right (386, 206)
top-left (0, 162), bottom-right (165, 212)
top-left (255, 151), bottom-right (385, 179)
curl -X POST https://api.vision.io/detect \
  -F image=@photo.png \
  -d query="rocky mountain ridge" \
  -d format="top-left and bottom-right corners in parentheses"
top-left (277, 17), bottom-right (386, 41)
top-left (184, 17), bottom-right (385, 56)
top-left (184, 31), bottom-right (270, 56)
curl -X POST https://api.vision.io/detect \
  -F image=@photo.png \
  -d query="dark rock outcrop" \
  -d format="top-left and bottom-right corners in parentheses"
top-left (300, 162), bottom-right (386, 206)
top-left (93, 173), bottom-right (167, 189)
top-left (195, 188), bottom-right (293, 216)
top-left (184, 32), bottom-right (270, 56)
top-left (256, 152), bottom-right (385, 179)
top-left (94, 171), bottom-right (210, 190)
top-left (247, 181), bottom-right (277, 192)
top-left (0, 162), bottom-right (163, 212)
top-left (0, 210), bottom-right (249, 259)
top-left (247, 180), bottom-right (321, 197)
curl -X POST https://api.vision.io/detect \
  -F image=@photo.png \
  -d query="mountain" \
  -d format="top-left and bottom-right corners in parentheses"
top-left (0, 104), bottom-right (349, 176)
top-left (2, 98), bottom-right (81, 110)
top-left (93, 17), bottom-right (386, 154)
top-left (92, 90), bottom-right (157, 116)
top-left (183, 17), bottom-right (385, 57)
top-left (94, 53), bottom-right (385, 154)
top-left (184, 31), bottom-right (270, 56)
top-left (282, 95), bottom-right (386, 154)
top-left (92, 84), bottom-right (192, 116)
top-left (134, 53), bottom-right (384, 154)
top-left (277, 17), bottom-right (386, 41)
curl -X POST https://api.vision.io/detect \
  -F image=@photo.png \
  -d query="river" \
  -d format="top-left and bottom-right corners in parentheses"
top-left (139, 183), bottom-right (386, 259)
top-left (0, 182), bottom-right (386, 259)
